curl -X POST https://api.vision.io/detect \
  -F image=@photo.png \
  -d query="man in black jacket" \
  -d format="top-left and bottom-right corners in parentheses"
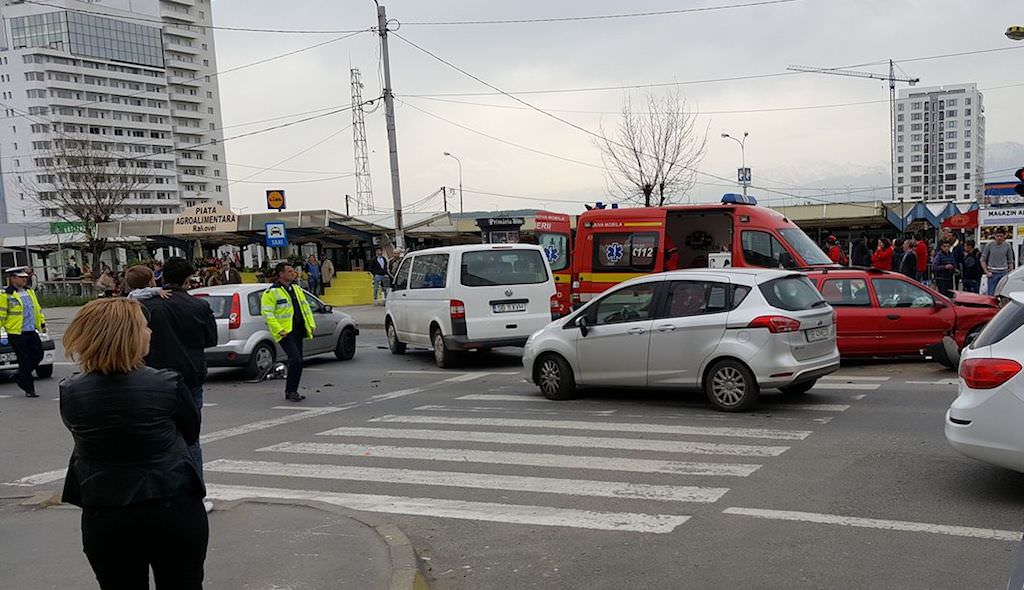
top-left (139, 257), bottom-right (217, 473)
top-left (851, 233), bottom-right (872, 267)
top-left (898, 238), bottom-right (918, 278)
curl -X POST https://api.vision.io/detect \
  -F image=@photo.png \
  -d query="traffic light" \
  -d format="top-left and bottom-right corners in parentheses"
top-left (1016, 167), bottom-right (1024, 198)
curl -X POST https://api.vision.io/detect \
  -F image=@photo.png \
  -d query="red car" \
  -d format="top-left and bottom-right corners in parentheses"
top-left (805, 268), bottom-right (998, 363)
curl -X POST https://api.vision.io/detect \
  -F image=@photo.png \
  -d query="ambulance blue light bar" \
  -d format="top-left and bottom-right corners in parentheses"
top-left (721, 193), bottom-right (758, 205)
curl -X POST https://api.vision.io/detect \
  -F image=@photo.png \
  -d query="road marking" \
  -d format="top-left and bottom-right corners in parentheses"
top-left (204, 484), bottom-right (690, 534)
top-left (820, 375), bottom-right (890, 382)
top-left (202, 403), bottom-right (218, 408)
top-left (205, 459), bottom-right (730, 503)
top-left (369, 415), bottom-right (812, 441)
top-left (369, 373), bottom-right (488, 403)
top-left (723, 507), bottom-right (1022, 542)
top-left (6, 468), bottom-right (65, 487)
top-left (906, 379), bottom-right (959, 386)
top-left (414, 404), bottom-right (618, 416)
top-left (458, 394), bottom-right (544, 402)
top-left (261, 441), bottom-right (762, 477)
top-left (853, 394), bottom-right (867, 400)
top-left (318, 427), bottom-right (790, 457)
top-left (769, 403), bottom-right (850, 413)
top-left (388, 370), bottom-right (521, 376)
top-left (0, 395), bottom-right (11, 399)
top-left (812, 383), bottom-right (880, 391)
top-left (201, 406), bottom-right (350, 444)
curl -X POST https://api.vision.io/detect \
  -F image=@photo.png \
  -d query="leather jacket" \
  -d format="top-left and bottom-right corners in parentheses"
top-left (60, 366), bottom-right (205, 508)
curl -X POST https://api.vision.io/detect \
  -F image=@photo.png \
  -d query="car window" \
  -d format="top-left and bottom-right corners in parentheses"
top-left (819, 278), bottom-right (871, 306)
top-left (732, 285), bottom-right (751, 308)
top-left (972, 301), bottom-right (1024, 348)
top-left (759, 275), bottom-right (825, 311)
top-left (201, 295), bottom-right (231, 319)
top-left (872, 278), bottom-right (934, 308)
top-left (410, 254), bottom-right (450, 289)
top-left (391, 257), bottom-right (412, 291)
top-left (460, 249), bottom-right (548, 286)
top-left (593, 232), bottom-right (659, 272)
top-left (660, 280), bottom-right (730, 318)
top-left (593, 283), bottom-right (656, 325)
top-left (778, 228), bottom-right (834, 266)
top-left (741, 230), bottom-right (796, 269)
top-left (303, 290), bottom-right (324, 311)
top-left (538, 232), bottom-right (569, 272)
top-left (248, 292), bottom-right (261, 316)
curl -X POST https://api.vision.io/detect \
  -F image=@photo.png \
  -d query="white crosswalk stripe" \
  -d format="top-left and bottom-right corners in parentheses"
top-left (811, 383), bottom-right (880, 390)
top-left (820, 375), bottom-right (890, 382)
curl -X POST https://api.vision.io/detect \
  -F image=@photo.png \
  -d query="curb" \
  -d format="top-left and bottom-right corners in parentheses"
top-left (214, 497), bottom-right (432, 590)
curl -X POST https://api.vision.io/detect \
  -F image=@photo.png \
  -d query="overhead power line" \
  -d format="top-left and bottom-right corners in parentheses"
top-left (401, 0), bottom-right (801, 26)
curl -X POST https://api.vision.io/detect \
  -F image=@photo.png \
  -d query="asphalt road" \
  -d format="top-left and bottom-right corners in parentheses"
top-left (2, 329), bottom-right (1022, 589)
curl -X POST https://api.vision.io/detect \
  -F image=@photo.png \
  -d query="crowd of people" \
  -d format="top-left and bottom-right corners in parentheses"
top-left (825, 227), bottom-right (1016, 296)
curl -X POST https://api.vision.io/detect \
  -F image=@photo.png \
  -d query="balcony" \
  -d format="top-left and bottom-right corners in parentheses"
top-left (164, 24), bottom-right (202, 39)
top-left (166, 58), bottom-right (201, 72)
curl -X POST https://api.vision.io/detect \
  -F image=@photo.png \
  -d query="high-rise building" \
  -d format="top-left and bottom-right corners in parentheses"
top-left (0, 0), bottom-right (229, 224)
top-left (894, 83), bottom-right (985, 202)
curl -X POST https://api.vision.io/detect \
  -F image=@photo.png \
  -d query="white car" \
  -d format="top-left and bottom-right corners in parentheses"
top-left (523, 269), bottom-right (840, 412)
top-left (945, 292), bottom-right (1024, 472)
top-left (0, 332), bottom-right (55, 378)
top-left (385, 244), bottom-right (557, 368)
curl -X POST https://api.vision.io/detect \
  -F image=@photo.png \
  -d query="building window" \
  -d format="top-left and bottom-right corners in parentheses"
top-left (912, 102), bottom-right (921, 110)
top-left (911, 113), bottom-right (922, 121)
top-left (947, 98), bottom-right (957, 106)
top-left (963, 152), bottom-right (970, 160)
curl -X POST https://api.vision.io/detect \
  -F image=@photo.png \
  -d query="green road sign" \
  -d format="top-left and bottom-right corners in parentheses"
top-left (49, 221), bottom-right (87, 234)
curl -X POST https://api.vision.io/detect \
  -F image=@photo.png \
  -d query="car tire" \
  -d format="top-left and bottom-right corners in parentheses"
top-left (35, 364), bottom-right (53, 379)
top-left (432, 327), bottom-right (457, 369)
top-left (704, 359), bottom-right (759, 412)
top-left (535, 354), bottom-right (576, 400)
top-left (779, 379), bottom-right (816, 395)
top-left (335, 327), bottom-right (356, 361)
top-left (386, 320), bottom-right (406, 355)
top-left (246, 341), bottom-right (276, 380)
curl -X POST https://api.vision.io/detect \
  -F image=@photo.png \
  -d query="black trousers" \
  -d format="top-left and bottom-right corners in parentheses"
top-left (278, 330), bottom-right (304, 394)
top-left (82, 495), bottom-right (208, 590)
top-left (8, 331), bottom-right (43, 394)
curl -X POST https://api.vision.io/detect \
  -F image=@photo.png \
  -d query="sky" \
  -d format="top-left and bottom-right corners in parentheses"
top-left (208, 0), bottom-right (1024, 216)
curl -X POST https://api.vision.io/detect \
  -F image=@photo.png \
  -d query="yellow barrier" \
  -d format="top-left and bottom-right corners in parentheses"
top-left (321, 271), bottom-right (374, 306)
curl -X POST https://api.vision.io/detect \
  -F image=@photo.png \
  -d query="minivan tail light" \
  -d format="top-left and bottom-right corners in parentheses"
top-left (450, 299), bottom-right (466, 320)
top-left (747, 315), bottom-right (801, 333)
top-left (550, 293), bottom-right (560, 319)
top-left (960, 358), bottom-right (1022, 389)
top-left (229, 292), bottom-right (241, 330)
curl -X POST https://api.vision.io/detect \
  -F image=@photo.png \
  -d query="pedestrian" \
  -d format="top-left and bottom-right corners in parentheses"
top-left (306, 254), bottom-right (322, 296)
top-left (95, 269), bottom-right (116, 297)
top-left (932, 241), bottom-right (957, 296)
top-left (65, 257), bottom-right (81, 279)
top-left (60, 298), bottom-right (208, 589)
top-left (0, 266), bottom-right (45, 398)
top-left (892, 238), bottom-right (905, 271)
top-left (871, 238), bottom-right (894, 271)
top-left (221, 260), bottom-right (242, 285)
top-left (824, 235), bottom-right (847, 265)
top-left (961, 239), bottom-right (983, 294)
top-left (981, 230), bottom-right (1016, 296)
top-left (851, 232), bottom-right (872, 267)
top-left (320, 254), bottom-right (335, 290)
top-left (153, 259), bottom-right (164, 287)
top-left (132, 259), bottom-right (217, 484)
top-left (898, 239), bottom-right (918, 278)
top-left (914, 232), bottom-right (929, 284)
top-left (125, 265), bottom-right (171, 301)
top-left (260, 262), bottom-right (316, 402)
top-left (370, 247), bottom-right (390, 302)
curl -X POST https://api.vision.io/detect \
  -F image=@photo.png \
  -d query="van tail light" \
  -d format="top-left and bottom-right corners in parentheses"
top-left (450, 299), bottom-right (466, 320)
top-left (747, 315), bottom-right (801, 333)
top-left (550, 294), bottom-right (560, 319)
top-left (960, 358), bottom-right (1022, 389)
top-left (228, 292), bottom-right (241, 330)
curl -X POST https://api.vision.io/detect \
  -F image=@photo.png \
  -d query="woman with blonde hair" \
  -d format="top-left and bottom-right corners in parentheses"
top-left (60, 298), bottom-right (207, 589)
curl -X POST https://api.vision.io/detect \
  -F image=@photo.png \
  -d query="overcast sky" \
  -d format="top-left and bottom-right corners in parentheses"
top-left (209, 0), bottom-right (1024, 215)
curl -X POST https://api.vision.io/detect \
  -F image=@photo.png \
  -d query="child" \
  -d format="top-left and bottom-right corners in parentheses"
top-left (124, 265), bottom-right (172, 301)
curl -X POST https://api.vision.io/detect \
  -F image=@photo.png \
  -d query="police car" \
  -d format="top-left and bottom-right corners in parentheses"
top-left (0, 333), bottom-right (55, 378)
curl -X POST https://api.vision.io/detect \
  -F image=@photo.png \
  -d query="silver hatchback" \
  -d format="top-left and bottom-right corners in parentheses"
top-left (522, 269), bottom-right (840, 411)
top-left (191, 284), bottom-right (359, 379)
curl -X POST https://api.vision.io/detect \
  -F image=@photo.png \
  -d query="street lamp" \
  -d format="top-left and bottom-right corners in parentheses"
top-left (443, 152), bottom-right (463, 214)
top-left (721, 131), bottom-right (750, 198)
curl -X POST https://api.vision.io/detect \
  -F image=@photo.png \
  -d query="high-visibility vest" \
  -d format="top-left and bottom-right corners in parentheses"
top-left (260, 283), bottom-right (315, 341)
top-left (0, 287), bottom-right (45, 334)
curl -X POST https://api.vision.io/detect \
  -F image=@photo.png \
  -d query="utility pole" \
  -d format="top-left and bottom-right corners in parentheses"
top-left (345, 194), bottom-right (351, 216)
top-left (441, 186), bottom-right (448, 212)
top-left (376, 3), bottom-right (404, 249)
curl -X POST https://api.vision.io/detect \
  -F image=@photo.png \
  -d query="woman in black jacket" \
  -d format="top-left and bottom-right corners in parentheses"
top-left (60, 298), bottom-right (207, 589)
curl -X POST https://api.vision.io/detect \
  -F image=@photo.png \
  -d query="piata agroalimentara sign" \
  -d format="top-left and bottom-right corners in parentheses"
top-left (172, 204), bottom-right (238, 235)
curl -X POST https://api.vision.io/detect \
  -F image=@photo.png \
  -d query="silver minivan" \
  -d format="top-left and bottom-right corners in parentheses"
top-left (385, 244), bottom-right (557, 368)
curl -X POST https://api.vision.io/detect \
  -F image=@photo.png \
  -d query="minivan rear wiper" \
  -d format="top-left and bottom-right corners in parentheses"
top-left (810, 300), bottom-right (830, 308)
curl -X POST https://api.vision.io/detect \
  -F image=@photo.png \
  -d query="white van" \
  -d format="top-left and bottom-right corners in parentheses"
top-left (385, 244), bottom-right (558, 367)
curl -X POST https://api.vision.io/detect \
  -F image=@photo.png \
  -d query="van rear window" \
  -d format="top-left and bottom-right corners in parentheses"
top-left (461, 250), bottom-right (549, 286)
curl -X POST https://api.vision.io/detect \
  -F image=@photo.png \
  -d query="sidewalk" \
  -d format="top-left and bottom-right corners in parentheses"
top-left (42, 304), bottom-right (388, 330)
top-left (0, 496), bottom-right (428, 589)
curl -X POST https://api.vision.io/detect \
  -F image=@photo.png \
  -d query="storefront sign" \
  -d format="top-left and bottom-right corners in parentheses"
top-left (173, 204), bottom-right (237, 235)
top-left (980, 206), bottom-right (1024, 226)
top-left (49, 221), bottom-right (87, 234)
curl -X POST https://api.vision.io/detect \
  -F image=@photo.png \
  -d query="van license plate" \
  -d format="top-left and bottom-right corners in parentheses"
top-left (805, 326), bottom-right (832, 342)
top-left (493, 302), bottom-right (527, 313)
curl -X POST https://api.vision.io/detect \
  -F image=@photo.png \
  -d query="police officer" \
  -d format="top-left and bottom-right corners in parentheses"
top-left (261, 262), bottom-right (316, 402)
top-left (0, 266), bottom-right (46, 397)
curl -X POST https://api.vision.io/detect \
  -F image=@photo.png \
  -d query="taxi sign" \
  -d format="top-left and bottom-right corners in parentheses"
top-left (266, 189), bottom-right (286, 210)
top-left (265, 222), bottom-right (288, 247)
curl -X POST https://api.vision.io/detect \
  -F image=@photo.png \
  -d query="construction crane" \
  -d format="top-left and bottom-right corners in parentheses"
top-left (787, 61), bottom-right (919, 201)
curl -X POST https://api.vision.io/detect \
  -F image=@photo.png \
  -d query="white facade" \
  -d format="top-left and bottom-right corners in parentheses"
top-left (894, 83), bottom-right (985, 202)
top-left (0, 0), bottom-right (229, 224)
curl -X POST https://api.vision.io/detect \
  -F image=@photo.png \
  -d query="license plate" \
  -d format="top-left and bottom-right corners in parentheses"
top-left (492, 302), bottom-right (527, 313)
top-left (805, 325), bottom-right (832, 342)
top-left (0, 353), bottom-right (14, 362)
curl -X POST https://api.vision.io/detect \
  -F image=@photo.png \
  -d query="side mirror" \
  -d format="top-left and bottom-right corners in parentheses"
top-left (323, 305), bottom-right (333, 313)
top-left (577, 316), bottom-right (589, 337)
top-left (933, 299), bottom-right (948, 309)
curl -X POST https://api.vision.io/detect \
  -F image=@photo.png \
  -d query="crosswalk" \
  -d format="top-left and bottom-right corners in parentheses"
top-left (203, 373), bottom-right (884, 536)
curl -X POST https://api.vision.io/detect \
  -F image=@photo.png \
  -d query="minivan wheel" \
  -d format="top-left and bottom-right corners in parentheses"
top-left (705, 359), bottom-right (759, 412)
top-left (335, 327), bottom-right (356, 361)
top-left (247, 341), bottom-right (276, 380)
top-left (386, 321), bottom-right (406, 355)
top-left (779, 379), bottom-right (816, 395)
top-left (536, 354), bottom-right (576, 400)
top-left (432, 328), bottom-right (456, 368)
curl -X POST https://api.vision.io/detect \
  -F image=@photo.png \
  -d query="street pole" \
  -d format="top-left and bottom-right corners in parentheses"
top-left (721, 132), bottom-right (749, 199)
top-left (444, 152), bottom-right (464, 214)
top-left (441, 186), bottom-right (448, 212)
top-left (377, 3), bottom-right (405, 249)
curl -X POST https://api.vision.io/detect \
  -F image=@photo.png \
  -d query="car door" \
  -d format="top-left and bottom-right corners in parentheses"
top-left (871, 277), bottom-right (955, 353)
top-left (646, 279), bottom-right (729, 387)
top-left (304, 290), bottom-right (338, 354)
top-left (817, 277), bottom-right (881, 355)
top-left (389, 256), bottom-right (414, 340)
top-left (575, 279), bottom-right (660, 387)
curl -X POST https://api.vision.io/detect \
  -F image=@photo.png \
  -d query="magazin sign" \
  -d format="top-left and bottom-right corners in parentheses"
top-left (979, 206), bottom-right (1024, 226)
top-left (173, 204), bottom-right (237, 235)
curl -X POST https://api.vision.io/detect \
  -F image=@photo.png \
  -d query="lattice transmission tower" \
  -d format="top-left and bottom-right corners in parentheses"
top-left (350, 68), bottom-right (375, 215)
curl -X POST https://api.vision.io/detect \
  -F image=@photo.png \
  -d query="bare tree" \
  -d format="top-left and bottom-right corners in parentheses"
top-left (597, 91), bottom-right (709, 207)
top-left (30, 139), bottom-right (150, 270)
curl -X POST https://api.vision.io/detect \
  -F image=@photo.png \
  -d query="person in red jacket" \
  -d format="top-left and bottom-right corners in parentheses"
top-left (825, 235), bottom-right (848, 265)
top-left (914, 232), bottom-right (929, 284)
top-left (871, 238), bottom-right (894, 270)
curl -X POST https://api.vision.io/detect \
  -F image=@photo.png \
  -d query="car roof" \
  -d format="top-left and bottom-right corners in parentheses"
top-left (190, 283), bottom-right (277, 295)
top-left (804, 267), bottom-right (895, 279)
top-left (404, 244), bottom-right (544, 255)
top-left (620, 268), bottom-right (799, 287)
